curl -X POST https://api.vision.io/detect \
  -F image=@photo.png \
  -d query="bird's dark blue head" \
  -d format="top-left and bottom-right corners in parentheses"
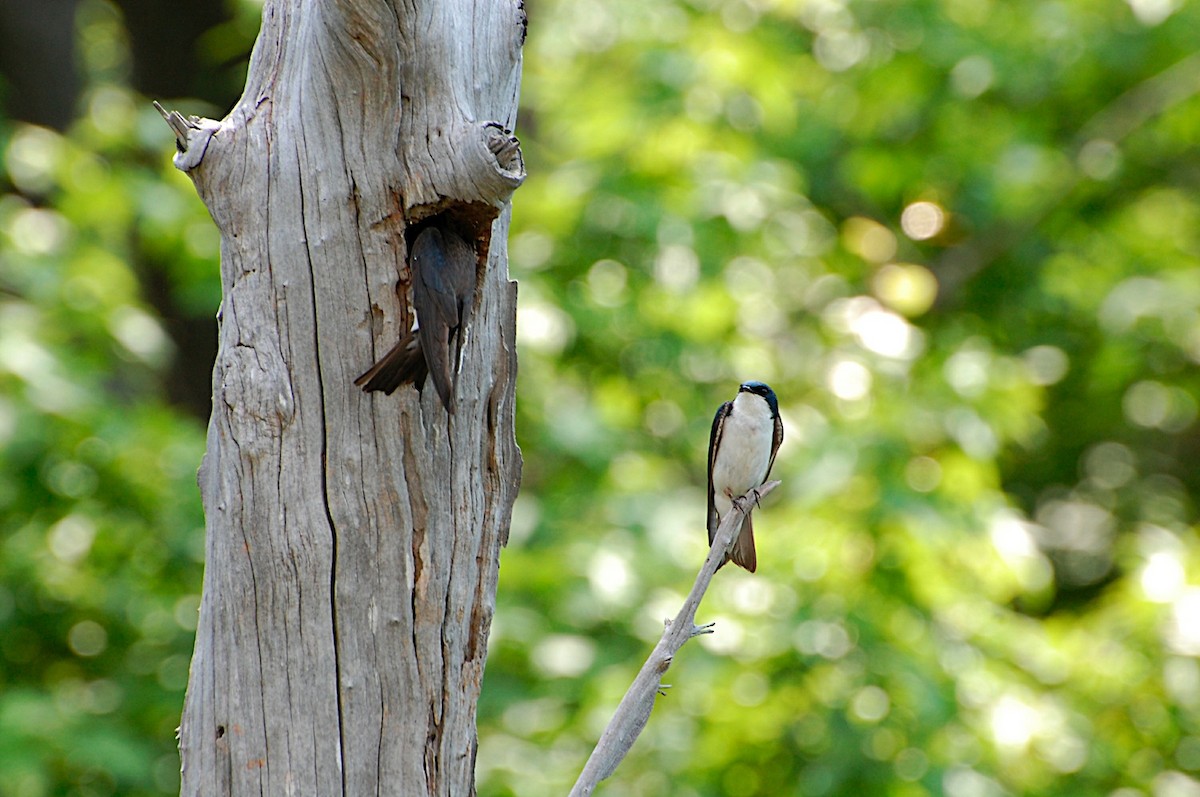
top-left (739, 380), bottom-right (779, 415)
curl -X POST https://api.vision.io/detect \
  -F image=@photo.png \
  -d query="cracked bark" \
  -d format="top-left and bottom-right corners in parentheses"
top-left (170, 1), bottom-right (525, 795)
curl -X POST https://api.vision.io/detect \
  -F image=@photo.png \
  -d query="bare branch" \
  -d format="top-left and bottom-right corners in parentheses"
top-left (567, 479), bottom-right (782, 797)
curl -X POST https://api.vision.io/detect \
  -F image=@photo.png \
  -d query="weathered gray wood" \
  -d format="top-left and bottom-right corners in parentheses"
top-left (568, 481), bottom-right (782, 797)
top-left (170, 1), bottom-right (525, 794)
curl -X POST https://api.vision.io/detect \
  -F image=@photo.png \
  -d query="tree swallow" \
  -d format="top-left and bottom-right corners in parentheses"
top-left (355, 224), bottom-right (477, 413)
top-left (707, 381), bottom-right (783, 572)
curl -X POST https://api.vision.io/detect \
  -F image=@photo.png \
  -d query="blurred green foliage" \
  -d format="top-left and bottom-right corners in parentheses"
top-left (2, 0), bottom-right (1199, 795)
top-left (485, 0), bottom-right (1200, 795)
top-left (0, 2), bottom-right (225, 795)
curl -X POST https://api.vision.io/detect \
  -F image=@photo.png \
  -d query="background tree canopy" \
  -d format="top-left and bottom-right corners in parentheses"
top-left (1, 0), bottom-right (1198, 795)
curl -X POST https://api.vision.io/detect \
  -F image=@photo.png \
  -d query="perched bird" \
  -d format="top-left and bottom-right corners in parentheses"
top-left (707, 381), bottom-right (783, 572)
top-left (355, 224), bottom-right (477, 412)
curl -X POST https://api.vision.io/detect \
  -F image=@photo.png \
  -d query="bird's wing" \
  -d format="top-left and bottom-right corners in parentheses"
top-left (706, 400), bottom-right (732, 545)
top-left (446, 232), bottom-right (478, 316)
top-left (411, 227), bottom-right (462, 327)
top-left (410, 226), bottom-right (478, 412)
top-left (764, 412), bottom-right (784, 480)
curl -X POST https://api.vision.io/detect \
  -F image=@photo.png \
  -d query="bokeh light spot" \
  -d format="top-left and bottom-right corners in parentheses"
top-left (1143, 552), bottom-right (1186, 603)
top-left (900, 201), bottom-right (946, 241)
top-left (851, 685), bottom-right (891, 723)
top-left (517, 302), bottom-right (574, 353)
top-left (9, 208), bottom-right (69, 255)
top-left (510, 230), bottom-right (554, 271)
top-left (991, 694), bottom-right (1038, 749)
top-left (814, 29), bottom-right (870, 72)
top-left (1176, 737), bottom-right (1200, 771)
top-left (47, 514), bottom-right (97, 564)
top-left (5, 124), bottom-right (63, 194)
top-left (588, 550), bottom-right (633, 605)
top-left (826, 359), bottom-right (871, 401)
top-left (872, 263), bottom-right (938, 316)
top-left (945, 348), bottom-right (990, 397)
top-left (1085, 442), bottom-right (1136, 488)
top-left (794, 619), bottom-right (853, 659)
top-left (110, 307), bottom-right (171, 366)
top-left (654, 244), bottom-right (700, 292)
top-left (1078, 139), bottom-right (1122, 180)
top-left (532, 635), bottom-right (596, 678)
top-left (643, 399), bottom-right (685, 437)
top-left (1126, 0), bottom-right (1182, 25)
top-left (843, 216), bottom-right (897, 263)
top-left (731, 671), bottom-right (769, 707)
top-left (1022, 345), bottom-right (1069, 386)
top-left (1167, 589), bottom-right (1200, 655)
top-left (851, 305), bottom-right (920, 359)
top-left (1124, 381), bottom-right (1197, 432)
top-left (895, 748), bottom-right (929, 781)
top-left (905, 456), bottom-right (942, 493)
top-left (586, 259), bottom-right (627, 307)
top-left (951, 55), bottom-right (994, 98)
top-left (68, 620), bottom-right (108, 658)
top-left (944, 767), bottom-right (1004, 797)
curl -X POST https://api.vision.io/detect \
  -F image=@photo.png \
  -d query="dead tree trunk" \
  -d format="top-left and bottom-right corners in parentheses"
top-left (168, 1), bottom-right (526, 794)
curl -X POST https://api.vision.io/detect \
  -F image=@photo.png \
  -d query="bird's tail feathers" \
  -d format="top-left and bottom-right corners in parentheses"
top-left (355, 331), bottom-right (428, 395)
top-left (729, 515), bottom-right (757, 573)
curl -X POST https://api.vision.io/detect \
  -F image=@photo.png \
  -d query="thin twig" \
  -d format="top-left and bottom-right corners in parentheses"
top-left (567, 479), bottom-right (781, 797)
top-left (152, 100), bottom-right (222, 172)
top-left (152, 100), bottom-right (194, 152)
